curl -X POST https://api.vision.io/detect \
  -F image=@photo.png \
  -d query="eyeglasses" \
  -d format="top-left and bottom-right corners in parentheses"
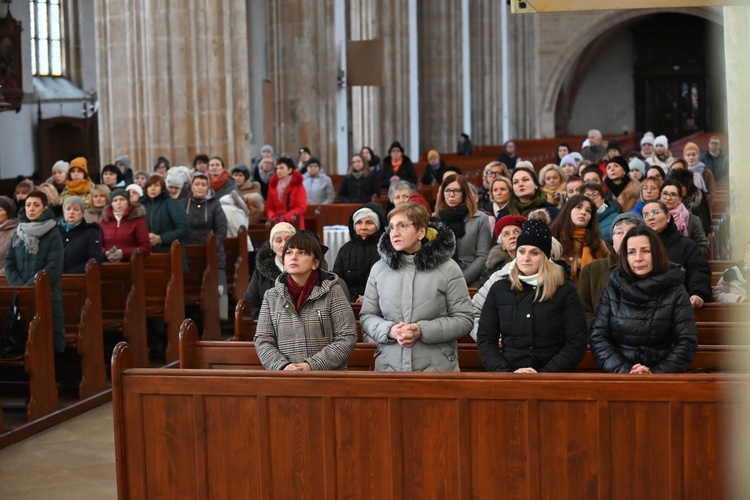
top-left (386, 222), bottom-right (416, 233)
top-left (484, 171), bottom-right (503, 177)
top-left (661, 191), bottom-right (680, 199)
top-left (643, 210), bottom-right (663, 219)
top-left (584, 192), bottom-right (601, 200)
top-left (444, 188), bottom-right (463, 196)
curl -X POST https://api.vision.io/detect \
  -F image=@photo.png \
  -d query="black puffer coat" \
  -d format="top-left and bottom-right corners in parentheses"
top-left (337, 173), bottom-right (380, 204)
top-left (57, 220), bottom-right (102, 273)
top-left (245, 241), bottom-right (281, 320)
top-left (660, 219), bottom-right (712, 301)
top-left (590, 265), bottom-right (698, 373)
top-left (477, 276), bottom-right (587, 372)
top-left (332, 203), bottom-right (386, 298)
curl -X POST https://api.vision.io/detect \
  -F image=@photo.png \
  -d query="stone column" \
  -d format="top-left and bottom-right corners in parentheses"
top-left (469, 0), bottom-right (504, 147)
top-left (95, 0), bottom-right (251, 170)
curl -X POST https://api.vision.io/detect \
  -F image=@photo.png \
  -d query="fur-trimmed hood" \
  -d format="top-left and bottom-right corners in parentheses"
top-left (255, 241), bottom-right (283, 282)
top-left (377, 219), bottom-right (456, 271)
top-left (485, 244), bottom-right (511, 269)
top-left (100, 203), bottom-right (146, 223)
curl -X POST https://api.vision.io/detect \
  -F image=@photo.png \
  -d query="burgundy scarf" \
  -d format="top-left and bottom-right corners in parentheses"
top-left (287, 269), bottom-right (319, 311)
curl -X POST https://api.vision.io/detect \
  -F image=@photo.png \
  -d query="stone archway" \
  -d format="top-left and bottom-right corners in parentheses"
top-left (537, 7), bottom-right (723, 138)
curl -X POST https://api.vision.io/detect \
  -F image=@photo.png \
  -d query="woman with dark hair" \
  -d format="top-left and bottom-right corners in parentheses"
top-left (101, 164), bottom-right (125, 190)
top-left (99, 188), bottom-right (151, 262)
top-left (182, 172), bottom-right (228, 280)
top-left (265, 157), bottom-right (307, 228)
top-left (434, 173), bottom-right (491, 287)
top-left (153, 156), bottom-right (170, 178)
top-left (207, 156), bottom-right (241, 200)
top-left (57, 196), bottom-right (102, 273)
top-left (333, 203), bottom-right (387, 302)
top-left (590, 226), bottom-right (698, 374)
top-left (668, 166), bottom-right (712, 236)
top-left (0, 196), bottom-right (18, 272)
top-left (254, 232), bottom-right (357, 371)
top-left (338, 153), bottom-right (380, 203)
top-left (646, 164), bottom-right (666, 183)
top-left (604, 156), bottom-right (640, 212)
top-left (659, 179), bottom-right (708, 256)
top-left (555, 142), bottom-right (571, 165)
top-left (360, 146), bottom-right (381, 183)
top-left (5, 190), bottom-right (65, 353)
top-left (549, 194), bottom-right (609, 284)
top-left (141, 175), bottom-right (190, 256)
top-left (380, 141), bottom-right (417, 189)
top-left (508, 166), bottom-right (559, 220)
top-left (360, 202), bottom-right (473, 372)
top-left (477, 219), bottom-right (587, 373)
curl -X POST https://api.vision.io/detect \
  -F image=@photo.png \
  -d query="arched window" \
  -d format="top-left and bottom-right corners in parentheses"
top-left (30, 0), bottom-right (65, 76)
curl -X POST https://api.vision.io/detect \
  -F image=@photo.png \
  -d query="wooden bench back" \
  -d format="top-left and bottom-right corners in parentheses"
top-left (101, 251), bottom-right (148, 367)
top-left (142, 241), bottom-right (185, 362)
top-left (112, 340), bottom-right (742, 500)
top-left (61, 260), bottom-right (106, 398)
top-left (185, 234), bottom-right (220, 340)
top-left (0, 272), bottom-right (58, 421)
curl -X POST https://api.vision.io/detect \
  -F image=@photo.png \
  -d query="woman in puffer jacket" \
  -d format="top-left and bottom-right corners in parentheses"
top-left (99, 188), bottom-right (151, 262)
top-left (332, 202), bottom-right (386, 302)
top-left (254, 232), bottom-right (356, 371)
top-left (359, 202), bottom-right (473, 372)
top-left (590, 226), bottom-right (698, 374)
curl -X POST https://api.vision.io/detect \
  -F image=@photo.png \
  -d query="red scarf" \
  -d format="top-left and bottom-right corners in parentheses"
top-left (287, 269), bottom-right (319, 311)
top-left (210, 172), bottom-right (230, 192)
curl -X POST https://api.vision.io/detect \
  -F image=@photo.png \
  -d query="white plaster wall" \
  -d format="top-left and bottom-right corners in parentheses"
top-left (567, 32), bottom-right (635, 136)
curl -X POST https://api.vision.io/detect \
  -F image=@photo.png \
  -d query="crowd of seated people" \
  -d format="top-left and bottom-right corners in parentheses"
top-left (0, 130), bottom-right (733, 380)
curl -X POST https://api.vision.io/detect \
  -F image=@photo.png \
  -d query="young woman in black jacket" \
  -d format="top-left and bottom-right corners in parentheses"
top-left (338, 154), bottom-right (380, 204)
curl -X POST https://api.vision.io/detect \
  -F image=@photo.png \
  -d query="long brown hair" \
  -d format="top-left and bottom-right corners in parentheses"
top-left (434, 173), bottom-right (477, 217)
top-left (549, 194), bottom-right (606, 256)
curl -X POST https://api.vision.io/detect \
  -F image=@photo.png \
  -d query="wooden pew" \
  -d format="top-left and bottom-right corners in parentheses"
top-left (60, 260), bottom-right (107, 399)
top-left (101, 251), bottom-right (148, 367)
top-left (0, 271), bottom-right (58, 422)
top-left (143, 241), bottom-right (185, 363)
top-left (694, 302), bottom-right (749, 323)
top-left (303, 204), bottom-right (361, 241)
top-left (224, 226), bottom-right (249, 304)
top-left (112, 340), bottom-right (743, 499)
top-left (184, 235), bottom-right (220, 340)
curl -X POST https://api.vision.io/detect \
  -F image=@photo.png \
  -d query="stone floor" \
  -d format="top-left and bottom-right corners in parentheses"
top-left (0, 403), bottom-right (116, 499)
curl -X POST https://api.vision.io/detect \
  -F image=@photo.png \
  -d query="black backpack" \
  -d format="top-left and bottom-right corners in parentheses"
top-left (0, 292), bottom-right (27, 359)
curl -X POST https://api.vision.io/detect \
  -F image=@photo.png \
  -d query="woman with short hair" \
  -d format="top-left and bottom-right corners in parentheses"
top-left (360, 202), bottom-right (473, 372)
top-left (57, 196), bottom-right (102, 273)
top-left (538, 163), bottom-right (566, 206)
top-left (254, 232), bottom-right (357, 371)
top-left (590, 226), bottom-right (698, 373)
top-left (99, 188), bottom-right (151, 263)
top-left (265, 157), bottom-right (307, 228)
top-left (244, 222), bottom-right (297, 319)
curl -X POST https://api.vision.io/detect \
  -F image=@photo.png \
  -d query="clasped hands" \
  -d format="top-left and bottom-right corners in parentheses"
top-left (389, 322), bottom-right (421, 347)
top-left (629, 363), bottom-right (652, 375)
top-left (284, 362), bottom-right (311, 371)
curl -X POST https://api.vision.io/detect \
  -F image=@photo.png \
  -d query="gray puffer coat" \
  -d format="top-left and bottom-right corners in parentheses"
top-left (590, 264), bottom-right (698, 373)
top-left (254, 271), bottom-right (356, 370)
top-left (360, 220), bottom-right (473, 371)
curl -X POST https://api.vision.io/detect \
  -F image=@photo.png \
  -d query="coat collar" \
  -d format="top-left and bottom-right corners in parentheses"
top-left (377, 219), bottom-right (456, 271)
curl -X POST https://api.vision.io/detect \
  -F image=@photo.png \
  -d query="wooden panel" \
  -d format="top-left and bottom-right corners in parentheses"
top-left (266, 397), bottom-right (327, 499)
top-left (469, 400), bottom-right (529, 500)
top-left (204, 396), bottom-right (261, 499)
top-left (609, 402), bottom-right (671, 500)
top-left (141, 394), bottom-right (199, 498)
top-left (538, 401), bottom-right (599, 499)
top-left (333, 398), bottom-right (393, 500)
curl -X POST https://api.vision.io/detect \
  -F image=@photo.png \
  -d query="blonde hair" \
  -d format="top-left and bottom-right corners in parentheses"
top-left (37, 183), bottom-right (61, 207)
top-left (538, 163), bottom-right (566, 187)
top-left (508, 257), bottom-right (564, 302)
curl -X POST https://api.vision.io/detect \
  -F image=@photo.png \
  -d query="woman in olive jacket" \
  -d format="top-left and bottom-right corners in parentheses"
top-left (590, 226), bottom-right (698, 374)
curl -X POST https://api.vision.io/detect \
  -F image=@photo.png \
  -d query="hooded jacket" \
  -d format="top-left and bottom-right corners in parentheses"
top-left (359, 220), bottom-right (473, 371)
top-left (182, 190), bottom-right (228, 271)
top-left (265, 170), bottom-right (307, 229)
top-left (590, 265), bottom-right (698, 373)
top-left (332, 202), bottom-right (386, 298)
top-left (5, 207), bottom-right (65, 352)
top-left (57, 219), bottom-right (103, 273)
top-left (99, 203), bottom-right (151, 261)
top-left (254, 270), bottom-right (357, 371)
top-left (477, 272), bottom-right (587, 372)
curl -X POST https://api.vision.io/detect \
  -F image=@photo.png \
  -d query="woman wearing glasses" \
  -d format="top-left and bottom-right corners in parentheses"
top-left (590, 226), bottom-right (698, 373)
top-left (434, 174), bottom-right (491, 287)
top-left (641, 200), bottom-right (712, 308)
top-left (658, 179), bottom-right (708, 256)
top-left (360, 202), bottom-right (473, 371)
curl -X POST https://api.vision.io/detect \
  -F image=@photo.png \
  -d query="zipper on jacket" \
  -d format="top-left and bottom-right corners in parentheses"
top-left (317, 310), bottom-right (325, 337)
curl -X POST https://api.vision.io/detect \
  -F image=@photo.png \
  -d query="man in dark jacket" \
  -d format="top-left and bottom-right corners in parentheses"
top-left (642, 201), bottom-right (712, 307)
top-left (421, 150), bottom-right (448, 186)
top-left (701, 136), bottom-right (729, 181)
top-left (380, 141), bottom-right (417, 189)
